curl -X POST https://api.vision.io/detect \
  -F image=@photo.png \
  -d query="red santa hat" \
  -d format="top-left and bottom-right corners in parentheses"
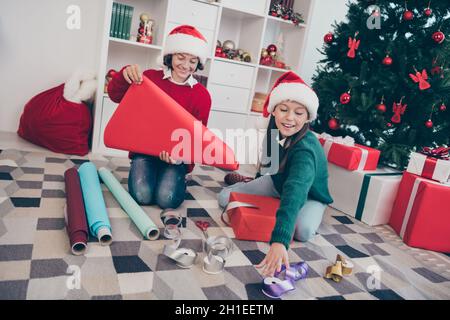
top-left (263, 71), bottom-right (319, 121)
top-left (163, 25), bottom-right (209, 65)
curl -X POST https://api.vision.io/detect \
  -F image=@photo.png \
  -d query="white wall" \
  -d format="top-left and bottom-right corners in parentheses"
top-left (0, 0), bottom-right (105, 132)
top-left (301, 0), bottom-right (349, 85)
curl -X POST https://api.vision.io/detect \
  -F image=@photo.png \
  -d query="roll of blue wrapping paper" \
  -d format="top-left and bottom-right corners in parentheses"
top-left (98, 167), bottom-right (160, 240)
top-left (78, 162), bottom-right (113, 245)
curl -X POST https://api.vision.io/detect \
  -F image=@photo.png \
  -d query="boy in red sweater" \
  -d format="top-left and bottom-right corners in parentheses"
top-left (107, 25), bottom-right (212, 209)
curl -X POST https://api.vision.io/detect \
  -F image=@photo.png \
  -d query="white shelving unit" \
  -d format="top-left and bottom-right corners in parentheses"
top-left (92, 0), bottom-right (315, 160)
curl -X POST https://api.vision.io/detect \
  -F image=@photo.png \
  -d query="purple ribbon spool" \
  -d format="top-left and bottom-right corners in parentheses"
top-left (262, 261), bottom-right (309, 299)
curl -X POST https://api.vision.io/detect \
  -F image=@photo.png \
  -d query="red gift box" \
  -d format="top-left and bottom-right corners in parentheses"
top-left (319, 138), bottom-right (380, 171)
top-left (389, 171), bottom-right (450, 253)
top-left (224, 192), bottom-right (280, 242)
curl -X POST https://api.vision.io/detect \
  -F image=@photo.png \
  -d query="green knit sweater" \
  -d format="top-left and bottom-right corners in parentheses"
top-left (270, 130), bottom-right (333, 249)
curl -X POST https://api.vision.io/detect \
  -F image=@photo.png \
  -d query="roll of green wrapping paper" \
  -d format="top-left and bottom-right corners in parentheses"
top-left (98, 167), bottom-right (160, 240)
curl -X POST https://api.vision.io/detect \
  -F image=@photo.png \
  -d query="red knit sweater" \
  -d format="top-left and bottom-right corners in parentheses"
top-left (107, 67), bottom-right (212, 172)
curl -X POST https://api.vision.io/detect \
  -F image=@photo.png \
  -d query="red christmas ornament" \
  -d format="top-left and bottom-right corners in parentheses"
top-left (215, 46), bottom-right (223, 56)
top-left (328, 118), bottom-right (340, 130)
top-left (391, 99), bottom-right (407, 124)
top-left (347, 32), bottom-right (360, 59)
top-left (267, 44), bottom-right (277, 53)
top-left (403, 10), bottom-right (414, 21)
top-left (432, 31), bottom-right (445, 44)
top-left (376, 96), bottom-right (386, 113)
top-left (425, 119), bottom-right (433, 128)
top-left (340, 92), bottom-right (351, 104)
top-left (409, 68), bottom-right (431, 90)
top-left (439, 104), bottom-right (447, 112)
top-left (376, 103), bottom-right (387, 113)
top-left (382, 55), bottom-right (393, 66)
top-left (424, 8), bottom-right (432, 17)
top-left (324, 32), bottom-right (334, 44)
top-left (386, 122), bottom-right (393, 128)
top-left (260, 55), bottom-right (273, 66)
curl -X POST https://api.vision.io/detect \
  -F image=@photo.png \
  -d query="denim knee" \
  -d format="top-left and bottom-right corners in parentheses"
top-left (154, 188), bottom-right (185, 209)
top-left (128, 181), bottom-right (153, 205)
top-left (218, 188), bottom-right (231, 208)
top-left (294, 225), bottom-right (316, 242)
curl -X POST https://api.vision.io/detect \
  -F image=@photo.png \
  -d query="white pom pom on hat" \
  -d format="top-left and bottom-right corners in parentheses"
top-left (262, 71), bottom-right (319, 121)
top-left (162, 25), bottom-right (209, 65)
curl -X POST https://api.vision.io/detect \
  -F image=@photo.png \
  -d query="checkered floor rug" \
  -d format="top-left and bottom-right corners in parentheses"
top-left (1, 148), bottom-right (449, 300)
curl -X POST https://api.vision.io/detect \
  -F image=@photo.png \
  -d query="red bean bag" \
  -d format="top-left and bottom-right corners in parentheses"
top-left (17, 71), bottom-right (97, 156)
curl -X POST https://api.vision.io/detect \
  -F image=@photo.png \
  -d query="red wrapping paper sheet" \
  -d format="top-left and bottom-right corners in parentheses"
top-left (64, 168), bottom-right (89, 255)
top-left (104, 76), bottom-right (239, 171)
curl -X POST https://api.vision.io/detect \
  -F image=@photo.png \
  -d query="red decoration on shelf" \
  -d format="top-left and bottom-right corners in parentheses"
top-left (215, 46), bottom-right (223, 57)
top-left (347, 32), bottom-right (360, 59)
top-left (260, 55), bottom-right (273, 66)
top-left (324, 32), bottom-right (334, 44)
top-left (340, 91), bottom-right (351, 104)
top-left (391, 98), bottom-right (407, 124)
top-left (328, 118), bottom-right (339, 130)
top-left (382, 55), bottom-right (393, 66)
top-left (432, 31), bottom-right (445, 44)
top-left (267, 44), bottom-right (277, 53)
top-left (439, 104), bottom-right (447, 112)
top-left (409, 68), bottom-right (431, 91)
top-left (425, 119), bottom-right (433, 128)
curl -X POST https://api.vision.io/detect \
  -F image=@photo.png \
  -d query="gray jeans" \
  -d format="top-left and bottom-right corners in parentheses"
top-left (218, 175), bottom-right (326, 242)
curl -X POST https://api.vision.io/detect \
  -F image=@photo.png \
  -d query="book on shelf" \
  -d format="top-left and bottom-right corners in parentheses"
top-left (110, 2), bottom-right (134, 40)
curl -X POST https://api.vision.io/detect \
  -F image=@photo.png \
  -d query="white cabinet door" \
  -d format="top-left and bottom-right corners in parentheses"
top-left (99, 97), bottom-right (128, 157)
top-left (168, 0), bottom-right (219, 31)
top-left (209, 60), bottom-right (255, 89)
top-left (208, 83), bottom-right (250, 114)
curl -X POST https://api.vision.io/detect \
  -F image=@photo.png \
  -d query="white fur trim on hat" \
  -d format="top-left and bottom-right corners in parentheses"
top-left (163, 33), bottom-right (209, 64)
top-left (64, 70), bottom-right (97, 104)
top-left (266, 82), bottom-right (319, 121)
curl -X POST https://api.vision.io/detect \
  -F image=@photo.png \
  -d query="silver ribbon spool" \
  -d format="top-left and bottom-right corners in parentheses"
top-left (202, 236), bottom-right (234, 274)
top-left (162, 238), bottom-right (197, 268)
top-left (160, 209), bottom-right (183, 240)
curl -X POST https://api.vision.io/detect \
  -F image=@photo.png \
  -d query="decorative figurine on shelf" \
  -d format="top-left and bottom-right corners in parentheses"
top-left (104, 69), bottom-right (117, 93)
top-left (216, 40), bottom-right (251, 62)
top-left (222, 40), bottom-right (236, 52)
top-left (137, 13), bottom-right (154, 44)
top-left (268, 0), bottom-right (305, 27)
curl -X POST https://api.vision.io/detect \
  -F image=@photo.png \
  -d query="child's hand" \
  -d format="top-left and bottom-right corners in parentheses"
top-left (256, 242), bottom-right (290, 277)
top-left (159, 151), bottom-right (177, 165)
top-left (123, 64), bottom-right (143, 84)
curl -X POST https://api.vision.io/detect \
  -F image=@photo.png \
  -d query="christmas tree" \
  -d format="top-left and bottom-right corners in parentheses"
top-left (311, 0), bottom-right (450, 169)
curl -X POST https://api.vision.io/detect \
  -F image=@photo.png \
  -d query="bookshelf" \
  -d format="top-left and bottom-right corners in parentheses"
top-left (92, 0), bottom-right (315, 161)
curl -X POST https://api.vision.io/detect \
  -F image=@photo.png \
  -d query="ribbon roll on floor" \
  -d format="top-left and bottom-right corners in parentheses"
top-left (78, 162), bottom-right (112, 246)
top-left (163, 239), bottom-right (197, 268)
top-left (98, 168), bottom-right (160, 240)
top-left (64, 168), bottom-right (89, 255)
top-left (262, 262), bottom-right (309, 298)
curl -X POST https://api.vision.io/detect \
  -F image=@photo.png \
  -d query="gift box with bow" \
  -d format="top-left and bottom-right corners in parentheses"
top-left (406, 147), bottom-right (450, 183)
top-left (222, 192), bottom-right (280, 242)
top-left (315, 133), bottom-right (380, 171)
top-left (327, 163), bottom-right (402, 226)
top-left (389, 171), bottom-right (450, 253)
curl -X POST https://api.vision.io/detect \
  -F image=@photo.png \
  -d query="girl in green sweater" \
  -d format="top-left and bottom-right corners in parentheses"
top-left (218, 71), bottom-right (333, 277)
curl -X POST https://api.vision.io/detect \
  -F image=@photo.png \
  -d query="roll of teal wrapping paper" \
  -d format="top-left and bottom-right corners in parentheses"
top-left (78, 162), bottom-right (113, 245)
top-left (98, 167), bottom-right (160, 240)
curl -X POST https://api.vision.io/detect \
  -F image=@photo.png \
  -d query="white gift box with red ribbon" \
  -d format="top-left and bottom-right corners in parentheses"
top-left (406, 152), bottom-right (450, 183)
